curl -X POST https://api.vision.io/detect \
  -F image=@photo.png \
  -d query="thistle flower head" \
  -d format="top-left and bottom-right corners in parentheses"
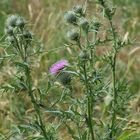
top-left (49, 60), bottom-right (69, 75)
top-left (6, 36), bottom-right (15, 43)
top-left (58, 71), bottom-right (71, 86)
top-left (67, 29), bottom-right (79, 41)
top-left (73, 5), bottom-right (83, 15)
top-left (5, 26), bottom-right (13, 35)
top-left (64, 11), bottom-right (77, 24)
top-left (79, 50), bottom-right (89, 60)
top-left (23, 30), bottom-right (32, 39)
top-left (16, 17), bottom-right (26, 28)
top-left (6, 15), bottom-right (18, 27)
top-left (92, 20), bottom-right (101, 31)
top-left (79, 18), bottom-right (89, 31)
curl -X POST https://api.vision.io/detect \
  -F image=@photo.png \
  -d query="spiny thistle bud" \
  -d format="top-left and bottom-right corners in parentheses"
top-left (58, 71), bottom-right (71, 86)
top-left (91, 20), bottom-right (101, 32)
top-left (67, 29), bottom-right (79, 41)
top-left (79, 50), bottom-right (89, 60)
top-left (5, 26), bottom-right (13, 35)
top-left (94, 21), bottom-right (101, 29)
top-left (105, 7), bottom-right (115, 20)
top-left (6, 15), bottom-right (18, 27)
top-left (6, 36), bottom-right (15, 43)
top-left (73, 5), bottom-right (83, 15)
top-left (79, 18), bottom-right (89, 31)
top-left (97, 0), bottom-right (105, 6)
top-left (23, 30), bottom-right (32, 39)
top-left (16, 17), bottom-right (26, 28)
top-left (64, 11), bottom-right (77, 24)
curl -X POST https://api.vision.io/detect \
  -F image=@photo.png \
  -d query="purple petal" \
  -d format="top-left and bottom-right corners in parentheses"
top-left (49, 60), bottom-right (69, 75)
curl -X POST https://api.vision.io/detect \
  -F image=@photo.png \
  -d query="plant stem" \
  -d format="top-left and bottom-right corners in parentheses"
top-left (20, 46), bottom-right (48, 139)
top-left (13, 35), bottom-right (24, 60)
top-left (83, 63), bottom-right (95, 140)
top-left (25, 68), bottom-right (48, 140)
top-left (90, 32), bottom-right (97, 64)
top-left (110, 53), bottom-right (116, 138)
top-left (109, 19), bottom-right (117, 139)
top-left (77, 39), bottom-right (82, 50)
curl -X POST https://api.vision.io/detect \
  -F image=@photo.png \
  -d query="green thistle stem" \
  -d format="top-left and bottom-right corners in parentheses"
top-left (83, 63), bottom-right (95, 140)
top-left (25, 67), bottom-right (48, 140)
top-left (19, 42), bottom-right (48, 139)
top-left (109, 19), bottom-right (117, 139)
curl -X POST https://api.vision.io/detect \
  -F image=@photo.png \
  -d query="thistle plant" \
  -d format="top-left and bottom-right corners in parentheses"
top-left (62, 0), bottom-right (132, 139)
top-left (0, 0), bottom-right (137, 140)
top-left (2, 15), bottom-right (49, 139)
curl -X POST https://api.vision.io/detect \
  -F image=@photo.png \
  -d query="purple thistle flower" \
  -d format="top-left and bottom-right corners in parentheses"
top-left (49, 60), bottom-right (69, 75)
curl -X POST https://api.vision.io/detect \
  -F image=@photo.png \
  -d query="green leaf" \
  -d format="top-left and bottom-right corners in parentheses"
top-left (0, 84), bottom-right (15, 92)
top-left (14, 62), bottom-right (29, 71)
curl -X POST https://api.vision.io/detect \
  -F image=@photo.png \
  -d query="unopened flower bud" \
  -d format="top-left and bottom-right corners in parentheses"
top-left (5, 26), bottom-right (13, 35)
top-left (6, 36), bottom-right (15, 43)
top-left (73, 5), bottom-right (83, 15)
top-left (16, 17), bottom-right (26, 28)
top-left (64, 11), bottom-right (77, 24)
top-left (23, 30), bottom-right (32, 39)
top-left (79, 18), bottom-right (89, 31)
top-left (67, 29), bottom-right (79, 41)
top-left (58, 71), bottom-right (71, 86)
top-left (93, 21), bottom-right (101, 31)
top-left (79, 50), bottom-right (89, 60)
top-left (6, 15), bottom-right (18, 27)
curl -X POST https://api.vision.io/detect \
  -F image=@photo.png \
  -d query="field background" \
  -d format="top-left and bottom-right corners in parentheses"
top-left (0, 0), bottom-right (140, 139)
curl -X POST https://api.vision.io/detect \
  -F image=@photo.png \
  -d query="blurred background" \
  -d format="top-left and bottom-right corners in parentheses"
top-left (0, 0), bottom-right (140, 139)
